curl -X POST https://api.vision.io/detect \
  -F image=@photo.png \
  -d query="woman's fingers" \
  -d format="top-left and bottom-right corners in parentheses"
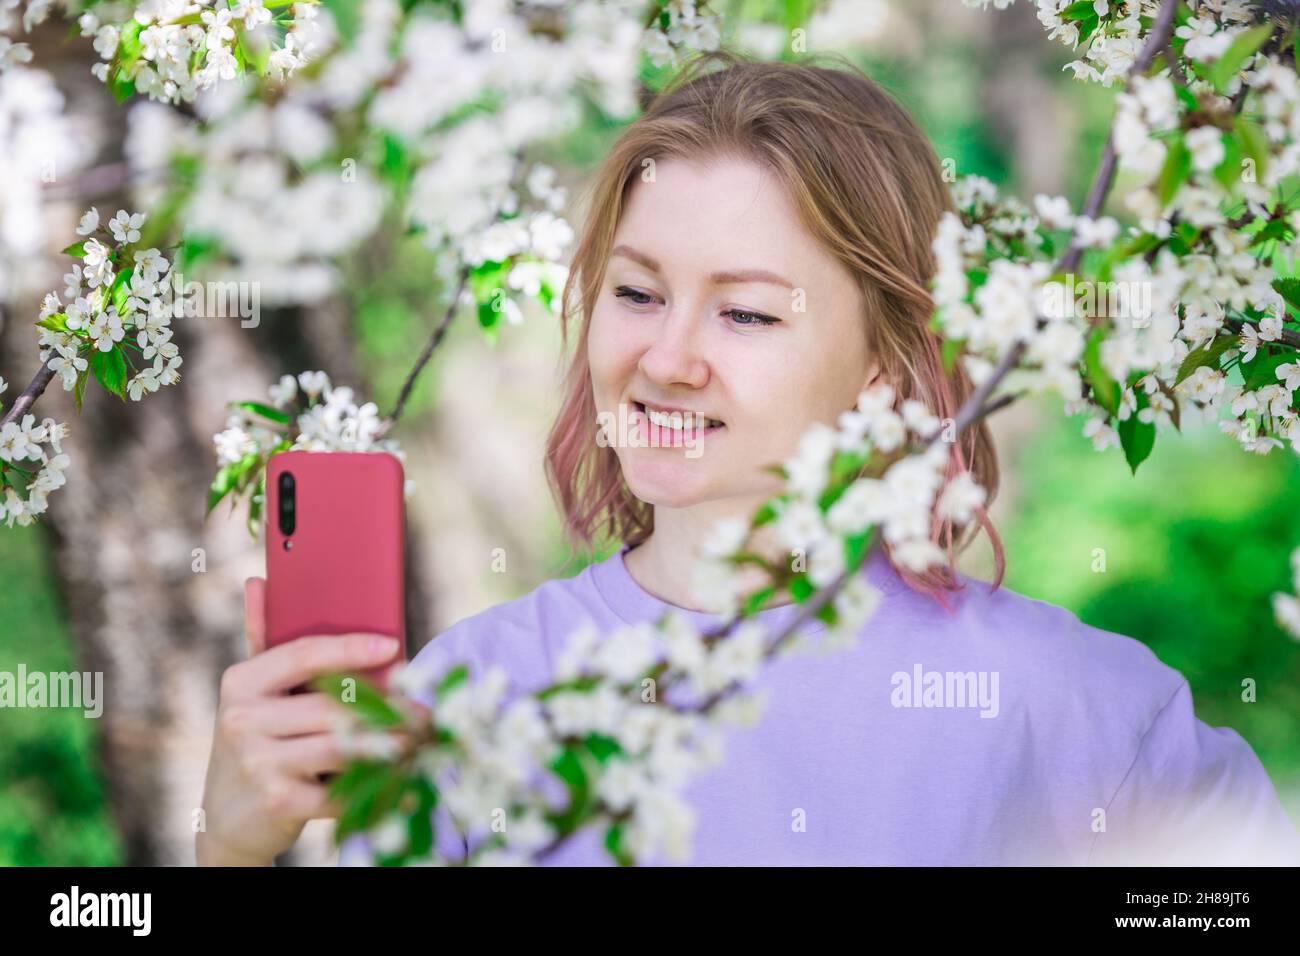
top-left (224, 633), bottom-right (401, 701)
top-left (274, 733), bottom-right (348, 778)
top-left (244, 577), bottom-right (267, 657)
top-left (256, 775), bottom-right (338, 823)
top-left (225, 692), bottom-right (360, 739)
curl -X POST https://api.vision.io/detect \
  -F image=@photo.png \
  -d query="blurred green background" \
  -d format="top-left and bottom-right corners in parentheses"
top-left (2, 0), bottom-right (1296, 863)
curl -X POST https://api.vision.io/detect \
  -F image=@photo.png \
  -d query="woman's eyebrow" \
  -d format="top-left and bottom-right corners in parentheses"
top-left (611, 244), bottom-right (795, 290)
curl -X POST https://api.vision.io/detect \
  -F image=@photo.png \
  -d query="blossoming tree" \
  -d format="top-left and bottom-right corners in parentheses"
top-left (3, 0), bottom-right (1299, 863)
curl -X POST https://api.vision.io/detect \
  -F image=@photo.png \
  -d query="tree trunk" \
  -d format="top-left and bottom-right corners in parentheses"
top-left (1, 24), bottom-right (433, 864)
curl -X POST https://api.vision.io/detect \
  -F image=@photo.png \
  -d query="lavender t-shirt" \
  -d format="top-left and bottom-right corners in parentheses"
top-left (339, 546), bottom-right (1300, 866)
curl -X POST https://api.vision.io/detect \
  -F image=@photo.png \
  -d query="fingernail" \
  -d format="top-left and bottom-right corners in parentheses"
top-left (369, 636), bottom-right (399, 657)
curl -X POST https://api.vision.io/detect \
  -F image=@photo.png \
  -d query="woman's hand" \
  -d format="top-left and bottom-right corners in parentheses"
top-left (196, 576), bottom-right (404, 866)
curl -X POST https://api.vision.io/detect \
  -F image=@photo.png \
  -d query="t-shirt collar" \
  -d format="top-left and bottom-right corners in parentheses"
top-left (590, 539), bottom-right (909, 637)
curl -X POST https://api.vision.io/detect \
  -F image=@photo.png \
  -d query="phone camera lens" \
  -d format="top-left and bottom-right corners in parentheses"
top-left (278, 471), bottom-right (296, 536)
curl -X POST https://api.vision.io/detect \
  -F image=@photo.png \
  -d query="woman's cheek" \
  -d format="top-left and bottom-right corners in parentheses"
top-left (586, 312), bottom-right (620, 401)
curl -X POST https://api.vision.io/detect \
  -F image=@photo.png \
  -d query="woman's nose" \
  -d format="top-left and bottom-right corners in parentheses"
top-left (635, 308), bottom-right (709, 389)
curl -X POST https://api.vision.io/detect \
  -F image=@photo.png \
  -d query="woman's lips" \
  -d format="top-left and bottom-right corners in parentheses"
top-left (631, 402), bottom-right (725, 448)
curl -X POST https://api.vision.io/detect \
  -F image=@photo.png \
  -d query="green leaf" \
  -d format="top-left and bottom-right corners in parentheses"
top-left (436, 663), bottom-right (469, 697)
top-left (1212, 129), bottom-right (1243, 192)
top-left (1243, 349), bottom-right (1292, 392)
top-left (1076, 13), bottom-right (1101, 46)
top-left (476, 296), bottom-right (501, 331)
top-left (1236, 117), bottom-right (1269, 185)
top-left (89, 347), bottom-right (127, 400)
top-left (206, 450), bottom-right (260, 515)
top-left (1156, 135), bottom-right (1190, 207)
top-left (109, 67), bottom-right (137, 104)
top-left (1273, 277), bottom-right (1300, 314)
top-left (177, 234), bottom-right (219, 271)
top-left (379, 133), bottom-right (411, 188)
top-left (750, 500), bottom-right (779, 528)
top-left (246, 476), bottom-right (264, 538)
top-left (742, 585), bottom-right (777, 617)
top-left (323, 0), bottom-right (359, 44)
top-left (844, 529), bottom-right (874, 571)
top-left (584, 733), bottom-right (623, 764)
top-left (117, 19), bottom-right (144, 68)
top-left (537, 674), bottom-right (601, 701)
top-left (815, 602), bottom-right (839, 627)
top-left (110, 268), bottom-right (133, 314)
top-left (535, 275), bottom-right (555, 311)
top-left (331, 759), bottom-right (406, 843)
top-left (1109, 231), bottom-right (1162, 263)
top-left (62, 241), bottom-right (87, 257)
top-left (1059, 1), bottom-right (1097, 22)
top-left (1083, 328), bottom-right (1121, 415)
top-left (405, 777), bottom-right (438, 858)
top-left (941, 336), bottom-right (962, 374)
top-left (233, 401), bottom-right (291, 424)
top-left (1174, 334), bottom-right (1236, 385)
top-left (604, 822), bottom-right (635, 867)
top-left (1209, 23), bottom-right (1273, 94)
top-left (36, 313), bottom-right (69, 333)
top-left (311, 672), bottom-right (403, 728)
top-left (789, 575), bottom-right (815, 603)
top-left (546, 745), bottom-right (592, 836)
top-left (470, 258), bottom-right (509, 286)
top-left (1117, 390), bottom-right (1155, 474)
top-left (828, 448), bottom-right (869, 486)
top-left (73, 367), bottom-right (90, 410)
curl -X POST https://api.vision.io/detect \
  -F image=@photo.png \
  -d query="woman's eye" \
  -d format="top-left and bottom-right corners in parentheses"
top-left (614, 286), bottom-right (658, 307)
top-left (723, 308), bottom-right (780, 327)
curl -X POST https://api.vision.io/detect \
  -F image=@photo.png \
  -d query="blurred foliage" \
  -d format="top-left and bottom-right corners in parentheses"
top-left (1000, 403), bottom-right (1300, 810)
top-left (0, 526), bottom-right (121, 866)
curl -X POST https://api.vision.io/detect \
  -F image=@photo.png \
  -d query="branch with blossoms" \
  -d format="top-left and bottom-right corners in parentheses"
top-left (208, 369), bottom-right (408, 536)
top-left (954, 0), bottom-right (1300, 634)
top-left (2, 0), bottom-right (771, 528)
top-left (1, 0), bottom-right (324, 98)
top-left (0, 207), bottom-right (184, 527)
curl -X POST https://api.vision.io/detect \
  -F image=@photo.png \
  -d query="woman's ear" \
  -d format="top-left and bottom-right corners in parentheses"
top-left (847, 360), bottom-right (885, 413)
top-left (859, 359), bottom-right (883, 395)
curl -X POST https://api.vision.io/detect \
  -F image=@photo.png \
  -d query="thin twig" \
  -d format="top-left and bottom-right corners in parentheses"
top-left (1, 365), bottom-right (56, 429)
top-left (377, 149), bottom-right (529, 434)
top-left (378, 266), bottom-right (471, 433)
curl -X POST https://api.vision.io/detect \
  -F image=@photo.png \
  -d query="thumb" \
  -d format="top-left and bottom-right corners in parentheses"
top-left (244, 576), bottom-right (267, 657)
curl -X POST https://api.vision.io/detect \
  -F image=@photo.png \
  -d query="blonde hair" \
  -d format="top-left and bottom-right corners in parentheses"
top-left (545, 50), bottom-right (1004, 593)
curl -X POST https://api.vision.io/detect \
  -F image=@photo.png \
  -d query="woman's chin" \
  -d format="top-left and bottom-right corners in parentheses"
top-left (621, 457), bottom-right (714, 508)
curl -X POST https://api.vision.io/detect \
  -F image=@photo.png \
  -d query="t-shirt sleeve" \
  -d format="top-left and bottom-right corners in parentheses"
top-left (337, 634), bottom-right (470, 866)
top-left (1088, 679), bottom-right (1300, 866)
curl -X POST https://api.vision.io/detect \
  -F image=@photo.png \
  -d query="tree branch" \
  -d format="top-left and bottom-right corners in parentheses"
top-left (945, 0), bottom-right (1182, 440)
top-left (378, 266), bottom-right (471, 433)
top-left (377, 149), bottom-right (529, 434)
top-left (699, 0), bottom-right (1184, 674)
top-left (1, 365), bottom-right (56, 429)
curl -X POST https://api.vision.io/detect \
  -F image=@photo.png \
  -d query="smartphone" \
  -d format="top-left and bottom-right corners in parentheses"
top-left (264, 450), bottom-right (406, 694)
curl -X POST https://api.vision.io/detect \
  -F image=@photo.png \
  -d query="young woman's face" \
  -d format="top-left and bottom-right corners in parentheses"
top-left (587, 154), bottom-right (876, 510)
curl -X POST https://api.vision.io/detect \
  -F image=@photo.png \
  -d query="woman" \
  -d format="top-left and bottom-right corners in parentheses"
top-left (197, 53), bottom-right (1300, 866)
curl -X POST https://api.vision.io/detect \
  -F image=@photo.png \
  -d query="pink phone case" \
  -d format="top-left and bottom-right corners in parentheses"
top-left (264, 450), bottom-right (406, 690)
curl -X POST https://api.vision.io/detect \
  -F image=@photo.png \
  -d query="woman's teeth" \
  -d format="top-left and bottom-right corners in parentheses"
top-left (643, 406), bottom-right (723, 429)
